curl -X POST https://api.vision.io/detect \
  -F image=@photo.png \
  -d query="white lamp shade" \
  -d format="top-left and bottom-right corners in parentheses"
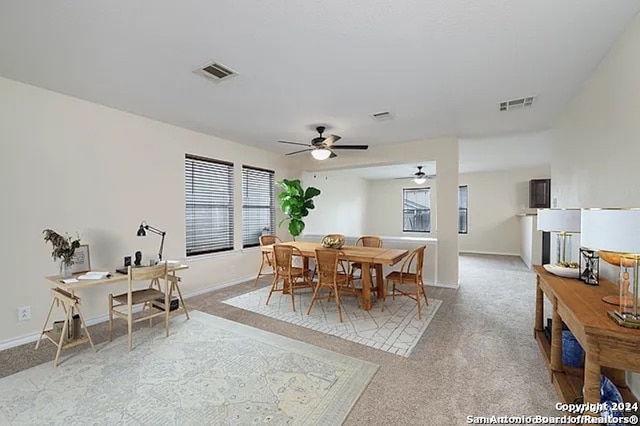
top-left (311, 148), bottom-right (331, 160)
top-left (414, 177), bottom-right (427, 184)
top-left (581, 208), bottom-right (640, 254)
top-left (537, 208), bottom-right (581, 233)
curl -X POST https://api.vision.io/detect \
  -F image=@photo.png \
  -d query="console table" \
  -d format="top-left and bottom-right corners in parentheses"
top-left (533, 265), bottom-right (640, 405)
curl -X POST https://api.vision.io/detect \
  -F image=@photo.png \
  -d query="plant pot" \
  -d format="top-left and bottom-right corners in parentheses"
top-left (60, 262), bottom-right (73, 278)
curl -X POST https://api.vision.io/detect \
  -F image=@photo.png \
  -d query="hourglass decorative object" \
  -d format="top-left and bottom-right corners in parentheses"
top-left (579, 248), bottom-right (599, 286)
top-left (581, 208), bottom-right (640, 328)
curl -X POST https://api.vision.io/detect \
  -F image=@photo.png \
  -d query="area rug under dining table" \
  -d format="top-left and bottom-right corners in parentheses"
top-left (223, 286), bottom-right (442, 357)
top-left (0, 311), bottom-right (377, 425)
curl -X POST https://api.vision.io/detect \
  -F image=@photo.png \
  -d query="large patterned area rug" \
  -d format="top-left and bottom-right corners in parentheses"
top-left (0, 311), bottom-right (377, 425)
top-left (223, 286), bottom-right (442, 357)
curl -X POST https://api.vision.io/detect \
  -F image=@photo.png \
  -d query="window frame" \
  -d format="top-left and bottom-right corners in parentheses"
top-left (184, 153), bottom-right (235, 257)
top-left (458, 185), bottom-right (468, 234)
top-left (402, 187), bottom-right (431, 233)
top-left (241, 165), bottom-right (276, 249)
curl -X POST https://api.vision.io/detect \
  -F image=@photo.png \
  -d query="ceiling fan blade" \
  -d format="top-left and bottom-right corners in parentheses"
top-left (323, 134), bottom-right (341, 147)
top-left (331, 144), bottom-right (369, 150)
top-left (329, 150), bottom-right (338, 158)
top-left (278, 140), bottom-right (312, 147)
top-left (393, 176), bottom-right (413, 180)
top-left (285, 148), bottom-right (314, 156)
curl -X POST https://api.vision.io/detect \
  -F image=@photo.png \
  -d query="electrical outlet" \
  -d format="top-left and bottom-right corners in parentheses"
top-left (18, 306), bottom-right (30, 321)
top-left (552, 197), bottom-right (558, 208)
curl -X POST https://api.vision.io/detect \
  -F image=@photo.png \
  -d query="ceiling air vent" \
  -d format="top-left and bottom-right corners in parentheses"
top-left (371, 111), bottom-right (393, 121)
top-left (499, 96), bottom-right (536, 111)
top-left (193, 61), bottom-right (237, 83)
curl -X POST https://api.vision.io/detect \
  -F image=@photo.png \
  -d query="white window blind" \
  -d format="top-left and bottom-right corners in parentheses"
top-left (242, 166), bottom-right (275, 248)
top-left (403, 188), bottom-right (431, 232)
top-left (185, 154), bottom-right (234, 256)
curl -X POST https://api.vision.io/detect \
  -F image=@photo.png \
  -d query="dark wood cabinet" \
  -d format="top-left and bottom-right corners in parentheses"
top-left (529, 179), bottom-right (551, 208)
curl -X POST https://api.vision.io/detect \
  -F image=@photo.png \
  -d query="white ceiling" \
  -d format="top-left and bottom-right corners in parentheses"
top-left (1, 1), bottom-right (639, 156)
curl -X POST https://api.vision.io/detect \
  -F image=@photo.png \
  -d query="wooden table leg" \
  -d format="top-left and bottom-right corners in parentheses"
top-left (362, 262), bottom-right (372, 310)
top-left (550, 297), bottom-right (563, 374)
top-left (535, 277), bottom-right (544, 335)
top-left (375, 264), bottom-right (384, 297)
top-left (584, 354), bottom-right (601, 414)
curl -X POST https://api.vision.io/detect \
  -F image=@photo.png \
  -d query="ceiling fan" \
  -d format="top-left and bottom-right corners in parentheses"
top-left (278, 126), bottom-right (369, 160)
top-left (395, 166), bottom-right (436, 184)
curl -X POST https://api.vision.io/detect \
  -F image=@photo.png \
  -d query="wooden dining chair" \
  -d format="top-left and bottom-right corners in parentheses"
top-left (108, 263), bottom-right (171, 351)
top-left (254, 234), bottom-right (282, 286)
top-left (310, 234), bottom-right (346, 281)
top-left (307, 248), bottom-right (359, 323)
top-left (266, 244), bottom-right (313, 312)
top-left (349, 235), bottom-right (383, 282)
top-left (381, 245), bottom-right (429, 319)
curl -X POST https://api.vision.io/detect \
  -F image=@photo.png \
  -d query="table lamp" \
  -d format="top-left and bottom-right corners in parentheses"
top-left (537, 208), bottom-right (581, 277)
top-left (581, 208), bottom-right (640, 328)
top-left (137, 221), bottom-right (166, 262)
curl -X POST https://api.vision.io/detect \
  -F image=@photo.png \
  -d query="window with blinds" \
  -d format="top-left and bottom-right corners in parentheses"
top-left (403, 188), bottom-right (431, 232)
top-left (458, 185), bottom-right (468, 234)
top-left (242, 166), bottom-right (275, 248)
top-left (185, 154), bottom-right (234, 256)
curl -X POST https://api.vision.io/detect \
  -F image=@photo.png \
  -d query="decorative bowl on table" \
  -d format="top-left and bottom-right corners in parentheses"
top-left (321, 236), bottom-right (344, 249)
top-left (543, 263), bottom-right (580, 278)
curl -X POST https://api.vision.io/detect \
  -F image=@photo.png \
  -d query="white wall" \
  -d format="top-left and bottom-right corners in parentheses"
top-left (0, 76), bottom-right (292, 344)
top-left (459, 166), bottom-right (550, 255)
top-left (300, 171), bottom-right (367, 236)
top-left (551, 12), bottom-right (640, 398)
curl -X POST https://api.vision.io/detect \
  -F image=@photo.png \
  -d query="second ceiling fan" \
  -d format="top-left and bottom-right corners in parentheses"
top-left (395, 166), bottom-right (436, 184)
top-left (278, 126), bottom-right (369, 160)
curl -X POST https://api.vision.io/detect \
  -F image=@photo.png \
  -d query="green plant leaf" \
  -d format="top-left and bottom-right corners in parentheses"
top-left (304, 199), bottom-right (315, 210)
top-left (288, 218), bottom-right (305, 237)
top-left (278, 218), bottom-right (287, 228)
top-left (300, 207), bottom-right (309, 217)
top-left (305, 187), bottom-right (321, 198)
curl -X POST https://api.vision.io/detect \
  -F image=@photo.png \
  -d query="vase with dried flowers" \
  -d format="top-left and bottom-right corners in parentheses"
top-left (43, 229), bottom-right (81, 278)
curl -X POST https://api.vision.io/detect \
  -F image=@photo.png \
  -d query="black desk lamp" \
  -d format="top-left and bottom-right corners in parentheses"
top-left (137, 221), bottom-right (166, 261)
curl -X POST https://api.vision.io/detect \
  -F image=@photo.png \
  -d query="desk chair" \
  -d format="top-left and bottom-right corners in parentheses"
top-left (108, 263), bottom-right (171, 351)
top-left (266, 244), bottom-right (313, 312)
top-left (381, 245), bottom-right (428, 319)
top-left (254, 235), bottom-right (282, 286)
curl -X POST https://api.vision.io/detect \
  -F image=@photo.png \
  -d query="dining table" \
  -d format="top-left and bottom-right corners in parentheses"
top-left (263, 241), bottom-right (409, 310)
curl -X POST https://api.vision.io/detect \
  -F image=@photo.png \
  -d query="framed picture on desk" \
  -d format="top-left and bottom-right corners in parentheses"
top-left (71, 244), bottom-right (91, 274)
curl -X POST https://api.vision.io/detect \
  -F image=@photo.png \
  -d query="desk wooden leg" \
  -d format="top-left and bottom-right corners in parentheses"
top-left (171, 274), bottom-right (190, 320)
top-left (550, 297), bottom-right (563, 374)
top-left (54, 302), bottom-right (72, 368)
top-left (75, 305), bottom-right (95, 352)
top-left (36, 297), bottom-right (57, 350)
top-left (535, 277), bottom-right (544, 335)
top-left (362, 262), bottom-right (372, 311)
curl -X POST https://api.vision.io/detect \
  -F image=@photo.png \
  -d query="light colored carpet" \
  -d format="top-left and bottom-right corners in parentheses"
top-left (0, 311), bottom-right (377, 426)
top-left (223, 285), bottom-right (442, 357)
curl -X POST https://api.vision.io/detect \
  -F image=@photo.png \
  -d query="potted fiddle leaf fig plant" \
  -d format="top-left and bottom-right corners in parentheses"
top-left (276, 179), bottom-right (321, 239)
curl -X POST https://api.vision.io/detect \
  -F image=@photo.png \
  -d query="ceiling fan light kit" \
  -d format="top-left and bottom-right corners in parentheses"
top-left (414, 177), bottom-right (427, 185)
top-left (311, 148), bottom-right (331, 160)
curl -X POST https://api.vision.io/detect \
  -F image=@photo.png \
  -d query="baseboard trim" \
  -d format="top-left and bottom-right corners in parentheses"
top-left (0, 275), bottom-right (256, 352)
top-left (459, 250), bottom-right (521, 257)
top-left (430, 281), bottom-right (459, 289)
